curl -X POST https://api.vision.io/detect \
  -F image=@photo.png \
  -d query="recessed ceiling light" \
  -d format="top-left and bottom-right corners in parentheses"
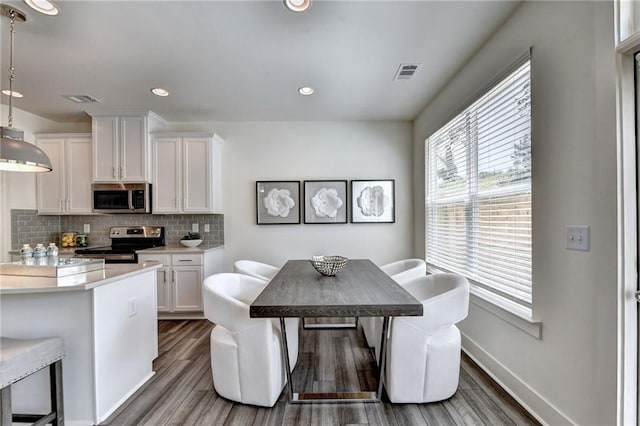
top-left (2, 89), bottom-right (23, 98)
top-left (151, 87), bottom-right (170, 97)
top-left (284, 0), bottom-right (311, 12)
top-left (298, 86), bottom-right (314, 96)
top-left (23, 0), bottom-right (59, 16)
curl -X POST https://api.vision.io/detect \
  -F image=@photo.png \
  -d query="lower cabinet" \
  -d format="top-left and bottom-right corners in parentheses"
top-left (138, 247), bottom-right (223, 317)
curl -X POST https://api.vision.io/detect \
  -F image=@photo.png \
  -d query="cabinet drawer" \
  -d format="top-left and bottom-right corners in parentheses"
top-left (138, 254), bottom-right (171, 266)
top-left (172, 253), bottom-right (202, 266)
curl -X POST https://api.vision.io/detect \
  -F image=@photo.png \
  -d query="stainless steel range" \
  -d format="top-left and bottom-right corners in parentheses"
top-left (74, 226), bottom-right (165, 263)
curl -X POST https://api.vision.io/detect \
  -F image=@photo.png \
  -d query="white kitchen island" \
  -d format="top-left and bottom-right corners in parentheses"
top-left (0, 262), bottom-right (161, 426)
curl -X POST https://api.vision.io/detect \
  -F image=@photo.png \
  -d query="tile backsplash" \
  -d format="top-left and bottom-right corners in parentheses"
top-left (11, 210), bottom-right (224, 249)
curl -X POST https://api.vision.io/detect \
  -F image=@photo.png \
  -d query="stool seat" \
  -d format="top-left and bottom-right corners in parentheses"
top-left (1, 337), bottom-right (65, 388)
top-left (1, 336), bottom-right (65, 425)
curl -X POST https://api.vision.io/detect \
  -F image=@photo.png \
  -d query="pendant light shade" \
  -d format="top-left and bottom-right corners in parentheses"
top-left (0, 4), bottom-right (52, 173)
top-left (0, 127), bottom-right (52, 172)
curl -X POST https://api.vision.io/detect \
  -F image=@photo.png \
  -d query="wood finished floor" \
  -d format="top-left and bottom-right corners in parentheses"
top-left (102, 320), bottom-right (539, 426)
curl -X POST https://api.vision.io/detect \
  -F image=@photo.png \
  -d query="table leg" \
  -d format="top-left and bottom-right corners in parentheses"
top-left (279, 317), bottom-right (294, 402)
top-left (280, 316), bottom-right (385, 403)
top-left (376, 316), bottom-right (390, 400)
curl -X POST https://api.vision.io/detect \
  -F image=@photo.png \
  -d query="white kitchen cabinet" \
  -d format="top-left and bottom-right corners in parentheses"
top-left (151, 132), bottom-right (223, 214)
top-left (36, 133), bottom-right (93, 214)
top-left (90, 112), bottom-right (166, 183)
top-left (173, 265), bottom-right (203, 311)
top-left (138, 247), bottom-right (223, 317)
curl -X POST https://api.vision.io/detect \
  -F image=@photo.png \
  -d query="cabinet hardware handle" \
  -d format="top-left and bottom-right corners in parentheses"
top-left (113, 167), bottom-right (117, 178)
top-left (164, 269), bottom-right (167, 283)
top-left (178, 259), bottom-right (192, 262)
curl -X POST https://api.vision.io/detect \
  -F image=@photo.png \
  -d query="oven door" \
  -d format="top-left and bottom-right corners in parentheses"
top-left (74, 252), bottom-right (137, 264)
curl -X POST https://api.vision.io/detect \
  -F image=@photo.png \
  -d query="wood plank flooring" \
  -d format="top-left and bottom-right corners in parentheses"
top-left (102, 320), bottom-right (539, 426)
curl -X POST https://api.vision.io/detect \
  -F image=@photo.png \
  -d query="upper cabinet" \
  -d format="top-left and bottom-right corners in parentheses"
top-left (151, 132), bottom-right (224, 214)
top-left (616, 0), bottom-right (640, 53)
top-left (36, 133), bottom-right (93, 215)
top-left (89, 112), bottom-right (166, 183)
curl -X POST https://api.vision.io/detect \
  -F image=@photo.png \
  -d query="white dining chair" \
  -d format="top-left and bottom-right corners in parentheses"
top-left (384, 273), bottom-right (469, 403)
top-left (362, 258), bottom-right (427, 354)
top-left (203, 273), bottom-right (299, 407)
top-left (233, 260), bottom-right (280, 282)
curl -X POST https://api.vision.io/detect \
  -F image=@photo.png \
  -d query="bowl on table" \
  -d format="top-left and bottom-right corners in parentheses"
top-left (179, 239), bottom-right (203, 248)
top-left (310, 255), bottom-right (349, 276)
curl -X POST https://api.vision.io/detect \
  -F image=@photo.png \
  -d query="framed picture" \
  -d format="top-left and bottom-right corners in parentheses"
top-left (304, 180), bottom-right (348, 224)
top-left (351, 180), bottom-right (395, 223)
top-left (256, 181), bottom-right (300, 225)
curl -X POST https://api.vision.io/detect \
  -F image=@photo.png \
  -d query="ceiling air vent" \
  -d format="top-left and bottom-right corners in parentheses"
top-left (62, 94), bottom-right (101, 104)
top-left (393, 63), bottom-right (421, 81)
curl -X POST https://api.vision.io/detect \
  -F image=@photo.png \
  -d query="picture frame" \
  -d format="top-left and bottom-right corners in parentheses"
top-left (303, 180), bottom-right (348, 224)
top-left (256, 181), bottom-right (301, 225)
top-left (351, 179), bottom-right (395, 223)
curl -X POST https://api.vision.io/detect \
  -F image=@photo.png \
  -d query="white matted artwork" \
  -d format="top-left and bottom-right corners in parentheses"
top-left (256, 181), bottom-right (300, 225)
top-left (304, 180), bottom-right (348, 224)
top-left (351, 180), bottom-right (395, 223)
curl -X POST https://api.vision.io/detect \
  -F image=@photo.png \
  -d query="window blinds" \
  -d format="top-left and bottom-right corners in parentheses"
top-left (425, 58), bottom-right (532, 316)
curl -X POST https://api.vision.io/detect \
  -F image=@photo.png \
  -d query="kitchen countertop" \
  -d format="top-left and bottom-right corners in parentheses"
top-left (136, 244), bottom-right (224, 254)
top-left (0, 262), bottom-right (161, 294)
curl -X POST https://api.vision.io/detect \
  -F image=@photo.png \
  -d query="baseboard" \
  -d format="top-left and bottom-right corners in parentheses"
top-left (97, 371), bottom-right (156, 424)
top-left (158, 312), bottom-right (205, 320)
top-left (462, 334), bottom-right (574, 426)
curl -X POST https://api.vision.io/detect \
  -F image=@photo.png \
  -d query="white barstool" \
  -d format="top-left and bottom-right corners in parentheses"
top-left (0, 336), bottom-right (65, 425)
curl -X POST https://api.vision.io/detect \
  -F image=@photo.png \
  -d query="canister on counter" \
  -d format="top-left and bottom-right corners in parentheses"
top-left (75, 234), bottom-right (88, 247)
top-left (61, 232), bottom-right (77, 248)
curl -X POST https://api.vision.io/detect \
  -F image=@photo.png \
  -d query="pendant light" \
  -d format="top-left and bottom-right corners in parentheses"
top-left (0, 4), bottom-right (52, 172)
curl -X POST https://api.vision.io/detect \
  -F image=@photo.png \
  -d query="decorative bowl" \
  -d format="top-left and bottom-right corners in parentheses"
top-left (310, 255), bottom-right (349, 276)
top-left (180, 239), bottom-right (203, 248)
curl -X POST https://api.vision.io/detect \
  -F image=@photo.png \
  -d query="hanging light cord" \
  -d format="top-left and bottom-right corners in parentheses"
top-left (7, 8), bottom-right (16, 128)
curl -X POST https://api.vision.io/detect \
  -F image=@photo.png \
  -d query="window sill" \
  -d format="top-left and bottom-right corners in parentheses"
top-left (469, 288), bottom-right (542, 339)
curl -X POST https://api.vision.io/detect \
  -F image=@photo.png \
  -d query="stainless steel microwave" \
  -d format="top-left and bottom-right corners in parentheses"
top-left (92, 183), bottom-right (151, 214)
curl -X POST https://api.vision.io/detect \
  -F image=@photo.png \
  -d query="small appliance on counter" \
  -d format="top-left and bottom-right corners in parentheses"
top-left (74, 226), bottom-right (165, 264)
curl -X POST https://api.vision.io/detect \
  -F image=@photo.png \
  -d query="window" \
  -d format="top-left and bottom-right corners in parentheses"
top-left (425, 56), bottom-right (532, 318)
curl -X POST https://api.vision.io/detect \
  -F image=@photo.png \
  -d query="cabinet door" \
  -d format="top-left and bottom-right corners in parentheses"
top-left (172, 266), bottom-right (203, 311)
top-left (138, 254), bottom-right (171, 312)
top-left (36, 138), bottom-right (65, 213)
top-left (66, 137), bottom-right (93, 213)
top-left (152, 138), bottom-right (181, 214)
top-left (120, 116), bottom-right (147, 182)
top-left (156, 266), bottom-right (171, 312)
top-left (183, 137), bottom-right (213, 213)
top-left (92, 116), bottom-right (119, 182)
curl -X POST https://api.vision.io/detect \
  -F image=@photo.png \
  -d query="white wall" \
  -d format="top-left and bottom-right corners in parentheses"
top-left (166, 121), bottom-right (414, 271)
top-left (414, 2), bottom-right (617, 424)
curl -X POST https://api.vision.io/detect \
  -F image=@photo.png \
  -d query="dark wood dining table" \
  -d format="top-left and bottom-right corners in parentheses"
top-left (250, 259), bottom-right (423, 403)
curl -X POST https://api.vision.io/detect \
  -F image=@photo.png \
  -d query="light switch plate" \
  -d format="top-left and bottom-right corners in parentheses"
top-left (204, 224), bottom-right (210, 233)
top-left (83, 223), bottom-right (90, 233)
top-left (192, 223), bottom-right (199, 233)
top-left (566, 225), bottom-right (590, 251)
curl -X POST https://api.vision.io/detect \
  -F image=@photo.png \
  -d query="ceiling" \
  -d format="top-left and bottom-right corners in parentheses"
top-left (0, 0), bottom-right (520, 123)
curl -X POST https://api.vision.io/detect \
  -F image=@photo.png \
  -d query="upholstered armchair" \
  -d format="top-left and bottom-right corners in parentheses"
top-left (233, 260), bottom-right (280, 282)
top-left (362, 259), bottom-right (427, 354)
top-left (384, 273), bottom-right (469, 403)
top-left (203, 273), bottom-right (298, 407)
